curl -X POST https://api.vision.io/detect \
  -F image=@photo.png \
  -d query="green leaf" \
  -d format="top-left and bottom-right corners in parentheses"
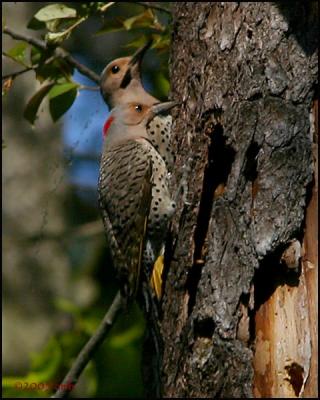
top-left (45, 30), bottom-right (71, 45)
top-left (124, 35), bottom-right (149, 50)
top-left (2, 337), bottom-right (62, 391)
top-left (29, 337), bottom-right (62, 378)
top-left (49, 84), bottom-right (77, 121)
top-left (5, 42), bottom-right (29, 67)
top-left (35, 58), bottom-right (74, 83)
top-left (30, 46), bottom-right (43, 66)
top-left (45, 18), bottom-right (61, 32)
top-left (23, 83), bottom-right (54, 124)
top-left (152, 33), bottom-right (171, 51)
top-left (96, 9), bottom-right (163, 36)
top-left (54, 297), bottom-right (80, 315)
top-left (156, 72), bottom-right (170, 98)
top-left (78, 315), bottom-right (100, 335)
top-left (109, 325), bottom-right (144, 348)
top-left (48, 82), bottom-right (78, 99)
top-left (123, 9), bottom-right (154, 31)
top-left (34, 4), bottom-right (77, 22)
top-left (44, 16), bottom-right (87, 44)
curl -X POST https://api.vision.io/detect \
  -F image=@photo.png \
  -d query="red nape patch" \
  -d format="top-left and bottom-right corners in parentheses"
top-left (103, 116), bottom-right (114, 137)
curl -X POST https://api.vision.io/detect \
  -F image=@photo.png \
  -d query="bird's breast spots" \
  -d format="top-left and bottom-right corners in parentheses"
top-left (103, 116), bottom-right (115, 137)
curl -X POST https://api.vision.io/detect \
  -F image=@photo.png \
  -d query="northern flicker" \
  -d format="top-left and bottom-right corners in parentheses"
top-left (100, 42), bottom-right (176, 300)
top-left (100, 40), bottom-right (157, 108)
top-left (98, 101), bottom-right (178, 303)
top-left (100, 41), bottom-right (175, 173)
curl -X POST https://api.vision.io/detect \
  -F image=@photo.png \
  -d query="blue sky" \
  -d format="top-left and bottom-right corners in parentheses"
top-left (63, 65), bottom-right (108, 193)
top-left (62, 54), bottom-right (155, 201)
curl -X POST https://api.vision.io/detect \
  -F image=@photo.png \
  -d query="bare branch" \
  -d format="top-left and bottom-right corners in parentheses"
top-left (52, 291), bottom-right (123, 398)
top-left (2, 66), bottom-right (34, 80)
top-left (3, 27), bottom-right (100, 84)
top-left (3, 27), bottom-right (47, 50)
top-left (99, 2), bottom-right (116, 13)
top-left (2, 53), bottom-right (55, 81)
top-left (79, 85), bottom-right (100, 91)
top-left (56, 50), bottom-right (100, 84)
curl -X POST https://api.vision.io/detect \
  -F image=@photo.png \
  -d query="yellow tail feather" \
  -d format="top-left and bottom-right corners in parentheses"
top-left (150, 255), bottom-right (164, 300)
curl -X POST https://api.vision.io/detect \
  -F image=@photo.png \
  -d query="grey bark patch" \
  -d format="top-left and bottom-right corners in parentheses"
top-left (157, 2), bottom-right (317, 398)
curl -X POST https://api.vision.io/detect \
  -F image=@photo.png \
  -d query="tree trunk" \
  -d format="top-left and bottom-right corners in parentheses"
top-left (159, 2), bottom-right (318, 398)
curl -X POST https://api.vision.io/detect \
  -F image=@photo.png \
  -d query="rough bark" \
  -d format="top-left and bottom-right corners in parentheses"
top-left (159, 2), bottom-right (318, 398)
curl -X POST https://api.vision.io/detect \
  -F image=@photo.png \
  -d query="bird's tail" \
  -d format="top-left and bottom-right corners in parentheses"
top-left (150, 252), bottom-right (164, 300)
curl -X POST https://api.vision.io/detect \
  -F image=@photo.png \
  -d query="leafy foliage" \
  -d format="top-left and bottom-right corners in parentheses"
top-left (2, 294), bottom-right (145, 398)
top-left (23, 83), bottom-right (55, 124)
top-left (2, 2), bottom-right (172, 397)
top-left (34, 4), bottom-right (77, 21)
top-left (3, 337), bottom-right (62, 398)
top-left (5, 42), bottom-right (30, 67)
top-left (3, 2), bottom-right (172, 126)
top-left (48, 82), bottom-right (78, 121)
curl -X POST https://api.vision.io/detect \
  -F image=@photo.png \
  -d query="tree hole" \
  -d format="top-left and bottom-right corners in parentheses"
top-left (253, 245), bottom-right (301, 312)
top-left (285, 362), bottom-right (304, 397)
top-left (194, 318), bottom-right (216, 339)
top-left (187, 124), bottom-right (236, 315)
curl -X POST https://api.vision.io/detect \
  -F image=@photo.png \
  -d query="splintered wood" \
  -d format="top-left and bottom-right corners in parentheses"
top-left (253, 99), bottom-right (318, 399)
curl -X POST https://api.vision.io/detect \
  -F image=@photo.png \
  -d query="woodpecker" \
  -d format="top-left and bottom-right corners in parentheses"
top-left (100, 42), bottom-right (177, 300)
top-left (98, 101), bottom-right (178, 303)
top-left (100, 40), bottom-right (157, 108)
top-left (100, 41), bottom-right (175, 173)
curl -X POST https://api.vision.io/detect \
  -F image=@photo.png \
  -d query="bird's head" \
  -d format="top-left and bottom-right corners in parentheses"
top-left (100, 40), bottom-right (153, 107)
top-left (103, 101), bottom-right (179, 148)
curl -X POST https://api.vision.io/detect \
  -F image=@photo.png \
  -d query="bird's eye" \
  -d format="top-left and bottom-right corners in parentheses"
top-left (135, 105), bottom-right (143, 113)
top-left (111, 65), bottom-right (120, 74)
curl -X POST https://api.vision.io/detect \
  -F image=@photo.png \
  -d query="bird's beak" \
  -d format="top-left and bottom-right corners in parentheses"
top-left (120, 39), bottom-right (153, 89)
top-left (129, 39), bottom-right (153, 67)
top-left (147, 101), bottom-right (180, 123)
top-left (152, 101), bottom-right (180, 115)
